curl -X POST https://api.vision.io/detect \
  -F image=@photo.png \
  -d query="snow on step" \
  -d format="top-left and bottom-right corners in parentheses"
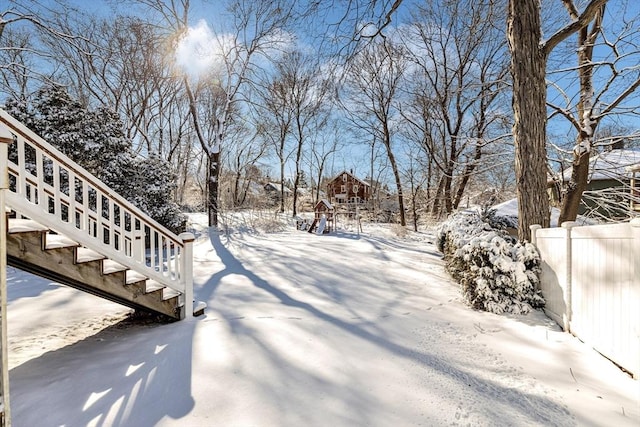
top-left (126, 270), bottom-right (148, 285)
top-left (102, 259), bottom-right (127, 275)
top-left (76, 247), bottom-right (105, 263)
top-left (144, 280), bottom-right (180, 300)
top-left (7, 218), bottom-right (49, 233)
top-left (45, 234), bottom-right (78, 249)
top-left (163, 288), bottom-right (181, 300)
top-left (144, 280), bottom-right (164, 293)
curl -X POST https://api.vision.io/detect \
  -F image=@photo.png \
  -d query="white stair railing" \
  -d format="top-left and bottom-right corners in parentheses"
top-left (0, 109), bottom-right (193, 318)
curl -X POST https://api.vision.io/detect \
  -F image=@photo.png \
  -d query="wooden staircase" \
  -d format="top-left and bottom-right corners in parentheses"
top-left (0, 108), bottom-right (202, 321)
top-left (6, 218), bottom-right (184, 319)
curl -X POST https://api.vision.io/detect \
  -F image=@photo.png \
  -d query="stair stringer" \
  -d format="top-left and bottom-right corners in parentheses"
top-left (6, 228), bottom-right (183, 319)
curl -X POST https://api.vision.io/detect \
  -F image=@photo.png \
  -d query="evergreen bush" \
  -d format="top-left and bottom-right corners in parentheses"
top-left (437, 210), bottom-right (545, 314)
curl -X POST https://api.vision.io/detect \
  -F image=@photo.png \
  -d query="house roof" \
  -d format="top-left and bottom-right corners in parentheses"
top-left (560, 149), bottom-right (640, 181)
top-left (264, 182), bottom-right (292, 193)
top-left (328, 170), bottom-right (371, 187)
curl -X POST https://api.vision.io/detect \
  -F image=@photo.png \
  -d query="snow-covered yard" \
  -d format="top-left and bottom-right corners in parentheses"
top-left (6, 214), bottom-right (639, 426)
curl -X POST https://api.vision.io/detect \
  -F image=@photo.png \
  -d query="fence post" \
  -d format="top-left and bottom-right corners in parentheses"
top-left (529, 224), bottom-right (541, 246)
top-left (561, 221), bottom-right (576, 332)
top-left (632, 219), bottom-right (640, 274)
top-left (0, 124), bottom-right (12, 426)
top-left (179, 232), bottom-right (195, 319)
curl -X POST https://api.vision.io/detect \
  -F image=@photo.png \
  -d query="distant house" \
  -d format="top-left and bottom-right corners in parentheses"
top-left (550, 149), bottom-right (640, 218)
top-left (326, 170), bottom-right (371, 206)
top-left (264, 182), bottom-right (292, 205)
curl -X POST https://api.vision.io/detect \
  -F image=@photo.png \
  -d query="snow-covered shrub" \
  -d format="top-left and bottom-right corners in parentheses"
top-left (437, 211), bottom-right (544, 314)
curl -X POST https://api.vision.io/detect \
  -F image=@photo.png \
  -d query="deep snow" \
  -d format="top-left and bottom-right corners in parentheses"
top-left (6, 213), bottom-right (639, 426)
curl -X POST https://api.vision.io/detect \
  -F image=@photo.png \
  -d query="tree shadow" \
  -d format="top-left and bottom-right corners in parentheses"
top-left (9, 315), bottom-right (197, 426)
top-left (205, 232), bottom-right (575, 425)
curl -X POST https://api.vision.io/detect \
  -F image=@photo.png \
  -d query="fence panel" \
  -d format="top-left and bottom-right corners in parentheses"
top-left (533, 221), bottom-right (639, 378)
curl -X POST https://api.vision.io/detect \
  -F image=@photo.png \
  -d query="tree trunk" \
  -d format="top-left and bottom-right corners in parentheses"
top-left (279, 160), bottom-right (285, 213)
top-left (507, 0), bottom-right (550, 240)
top-left (431, 175), bottom-right (445, 218)
top-left (292, 171), bottom-right (300, 217)
top-left (559, 148), bottom-right (591, 222)
top-left (558, 5), bottom-right (605, 224)
top-left (452, 145), bottom-right (483, 210)
top-left (382, 124), bottom-right (406, 226)
top-left (208, 151), bottom-right (220, 228)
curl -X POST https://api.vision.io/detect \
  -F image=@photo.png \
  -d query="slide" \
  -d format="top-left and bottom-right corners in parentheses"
top-left (316, 217), bottom-right (327, 235)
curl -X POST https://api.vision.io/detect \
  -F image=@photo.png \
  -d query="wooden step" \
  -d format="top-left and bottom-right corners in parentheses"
top-left (75, 247), bottom-right (106, 263)
top-left (45, 234), bottom-right (78, 250)
top-left (102, 259), bottom-right (127, 275)
top-left (8, 218), bottom-right (49, 234)
top-left (126, 270), bottom-right (148, 285)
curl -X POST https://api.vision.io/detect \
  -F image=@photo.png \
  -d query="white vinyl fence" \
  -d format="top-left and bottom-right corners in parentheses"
top-left (531, 219), bottom-right (640, 378)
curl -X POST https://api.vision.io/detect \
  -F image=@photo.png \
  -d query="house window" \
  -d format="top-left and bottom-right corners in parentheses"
top-left (341, 185), bottom-right (346, 193)
top-left (342, 173), bottom-right (347, 182)
top-left (353, 185), bottom-right (359, 193)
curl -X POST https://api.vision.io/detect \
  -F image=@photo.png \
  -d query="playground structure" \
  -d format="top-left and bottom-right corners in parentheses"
top-left (297, 199), bottom-right (363, 236)
top-left (305, 199), bottom-right (334, 234)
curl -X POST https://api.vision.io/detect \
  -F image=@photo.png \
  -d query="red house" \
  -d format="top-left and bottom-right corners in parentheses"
top-left (326, 170), bottom-right (371, 206)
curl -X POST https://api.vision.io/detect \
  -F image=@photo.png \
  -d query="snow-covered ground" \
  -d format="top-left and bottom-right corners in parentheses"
top-left (7, 213), bottom-right (639, 426)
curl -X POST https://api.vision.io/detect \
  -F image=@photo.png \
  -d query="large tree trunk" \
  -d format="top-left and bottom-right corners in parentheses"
top-left (507, 0), bottom-right (550, 240)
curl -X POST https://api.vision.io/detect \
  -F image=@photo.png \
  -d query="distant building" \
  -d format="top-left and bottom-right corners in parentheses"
top-left (550, 149), bottom-right (640, 219)
top-left (264, 182), bottom-right (292, 205)
top-left (326, 170), bottom-right (371, 206)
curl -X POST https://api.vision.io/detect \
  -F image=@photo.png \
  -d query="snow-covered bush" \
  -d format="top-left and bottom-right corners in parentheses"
top-left (437, 210), bottom-right (544, 314)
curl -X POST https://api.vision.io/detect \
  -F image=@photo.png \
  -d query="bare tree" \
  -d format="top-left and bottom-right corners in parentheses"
top-left (401, 145), bottom-right (428, 231)
top-left (224, 123), bottom-right (268, 208)
top-left (1, 1), bottom-right (88, 101)
top-left (507, 0), bottom-right (607, 240)
top-left (141, 0), bottom-right (297, 226)
top-left (401, 0), bottom-right (510, 219)
top-left (255, 72), bottom-right (294, 213)
top-left (342, 38), bottom-right (407, 226)
top-left (281, 51), bottom-right (329, 217)
top-left (307, 122), bottom-right (340, 205)
top-left (545, 1), bottom-right (640, 224)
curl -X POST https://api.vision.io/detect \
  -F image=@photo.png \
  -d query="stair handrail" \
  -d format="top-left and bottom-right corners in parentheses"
top-left (0, 109), bottom-right (192, 313)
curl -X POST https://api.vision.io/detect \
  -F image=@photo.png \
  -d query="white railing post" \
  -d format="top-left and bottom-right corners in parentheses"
top-left (179, 232), bottom-right (195, 319)
top-left (0, 124), bottom-right (12, 426)
top-left (132, 228), bottom-right (145, 264)
top-left (561, 221), bottom-right (576, 332)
